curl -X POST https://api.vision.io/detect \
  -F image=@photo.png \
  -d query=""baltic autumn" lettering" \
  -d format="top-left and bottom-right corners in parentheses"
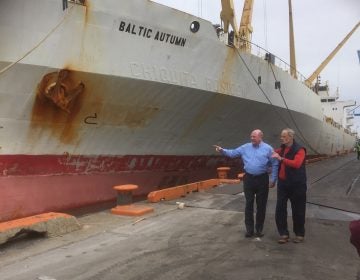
top-left (119, 20), bottom-right (187, 47)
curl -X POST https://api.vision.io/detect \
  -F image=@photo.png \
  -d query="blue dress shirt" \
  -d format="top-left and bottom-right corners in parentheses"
top-left (221, 142), bottom-right (278, 183)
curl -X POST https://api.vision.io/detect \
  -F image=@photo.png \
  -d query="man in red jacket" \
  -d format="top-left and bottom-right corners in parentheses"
top-left (272, 128), bottom-right (307, 244)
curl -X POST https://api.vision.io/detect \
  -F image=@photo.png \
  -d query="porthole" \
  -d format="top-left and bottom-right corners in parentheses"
top-left (190, 21), bottom-right (200, 33)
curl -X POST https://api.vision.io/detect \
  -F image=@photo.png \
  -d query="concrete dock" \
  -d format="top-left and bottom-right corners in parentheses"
top-left (0, 153), bottom-right (359, 280)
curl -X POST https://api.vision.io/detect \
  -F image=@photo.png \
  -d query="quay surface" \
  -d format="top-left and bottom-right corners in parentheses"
top-left (0, 153), bottom-right (360, 280)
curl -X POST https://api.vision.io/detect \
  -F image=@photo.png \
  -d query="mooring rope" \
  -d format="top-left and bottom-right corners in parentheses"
top-left (0, 4), bottom-right (75, 75)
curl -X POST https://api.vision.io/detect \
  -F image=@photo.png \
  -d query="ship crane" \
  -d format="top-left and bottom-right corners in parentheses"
top-left (220, 0), bottom-right (238, 35)
top-left (220, 0), bottom-right (254, 52)
top-left (238, 0), bottom-right (254, 52)
top-left (305, 21), bottom-right (360, 87)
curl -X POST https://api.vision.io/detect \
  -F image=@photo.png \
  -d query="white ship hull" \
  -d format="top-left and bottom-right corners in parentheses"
top-left (0, 0), bottom-right (355, 221)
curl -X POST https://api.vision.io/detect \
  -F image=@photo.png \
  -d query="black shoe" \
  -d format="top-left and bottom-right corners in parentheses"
top-left (245, 232), bottom-right (254, 238)
top-left (255, 232), bottom-right (264, 237)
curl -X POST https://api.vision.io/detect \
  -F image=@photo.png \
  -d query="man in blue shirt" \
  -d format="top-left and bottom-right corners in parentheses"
top-left (214, 129), bottom-right (278, 238)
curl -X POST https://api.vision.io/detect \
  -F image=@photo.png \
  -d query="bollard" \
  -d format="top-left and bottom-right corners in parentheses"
top-left (113, 184), bottom-right (138, 206)
top-left (217, 167), bottom-right (231, 179)
top-left (111, 184), bottom-right (154, 216)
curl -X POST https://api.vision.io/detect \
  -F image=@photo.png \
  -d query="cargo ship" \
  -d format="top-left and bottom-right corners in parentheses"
top-left (0, 0), bottom-right (358, 222)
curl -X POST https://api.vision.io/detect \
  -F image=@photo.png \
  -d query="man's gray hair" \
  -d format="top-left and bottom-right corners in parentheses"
top-left (283, 128), bottom-right (295, 138)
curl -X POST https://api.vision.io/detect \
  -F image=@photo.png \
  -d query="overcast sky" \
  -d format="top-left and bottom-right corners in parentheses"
top-left (153, 0), bottom-right (360, 129)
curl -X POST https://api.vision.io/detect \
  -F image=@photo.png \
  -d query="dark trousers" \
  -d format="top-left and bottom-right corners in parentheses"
top-left (243, 173), bottom-right (269, 234)
top-left (357, 151), bottom-right (360, 160)
top-left (275, 181), bottom-right (307, 237)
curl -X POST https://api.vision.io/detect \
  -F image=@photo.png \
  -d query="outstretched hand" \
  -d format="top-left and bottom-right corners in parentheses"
top-left (213, 145), bottom-right (223, 153)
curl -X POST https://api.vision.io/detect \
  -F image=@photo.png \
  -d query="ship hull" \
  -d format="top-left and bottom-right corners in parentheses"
top-left (0, 0), bottom-right (356, 221)
top-left (0, 157), bottom-right (228, 222)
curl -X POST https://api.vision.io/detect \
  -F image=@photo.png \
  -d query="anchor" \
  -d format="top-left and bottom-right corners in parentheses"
top-left (37, 69), bottom-right (84, 113)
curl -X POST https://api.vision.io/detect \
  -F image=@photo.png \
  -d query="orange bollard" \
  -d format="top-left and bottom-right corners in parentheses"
top-left (217, 167), bottom-right (231, 179)
top-left (113, 184), bottom-right (138, 206)
top-left (111, 184), bottom-right (154, 216)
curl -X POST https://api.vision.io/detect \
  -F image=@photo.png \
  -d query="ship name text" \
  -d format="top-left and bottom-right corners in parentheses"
top-left (119, 21), bottom-right (187, 47)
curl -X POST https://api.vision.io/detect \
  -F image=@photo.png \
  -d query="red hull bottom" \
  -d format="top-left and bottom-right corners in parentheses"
top-left (0, 154), bottom-right (242, 222)
top-left (0, 169), bottom-right (229, 222)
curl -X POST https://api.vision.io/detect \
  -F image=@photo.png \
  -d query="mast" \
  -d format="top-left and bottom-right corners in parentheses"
top-left (305, 21), bottom-right (360, 87)
top-left (288, 0), bottom-right (297, 79)
top-left (239, 0), bottom-right (254, 52)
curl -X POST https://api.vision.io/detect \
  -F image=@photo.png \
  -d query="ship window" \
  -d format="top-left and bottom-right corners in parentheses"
top-left (322, 98), bottom-right (336, 102)
top-left (190, 21), bottom-right (200, 33)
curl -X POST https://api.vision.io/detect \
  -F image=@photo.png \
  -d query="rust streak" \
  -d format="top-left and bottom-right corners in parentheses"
top-left (79, 0), bottom-right (92, 70)
top-left (218, 48), bottom-right (236, 94)
top-left (83, 0), bottom-right (90, 26)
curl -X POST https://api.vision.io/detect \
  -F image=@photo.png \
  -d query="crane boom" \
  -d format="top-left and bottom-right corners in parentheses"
top-left (239, 0), bottom-right (254, 52)
top-left (220, 0), bottom-right (238, 35)
top-left (305, 21), bottom-right (360, 86)
top-left (220, 0), bottom-right (254, 52)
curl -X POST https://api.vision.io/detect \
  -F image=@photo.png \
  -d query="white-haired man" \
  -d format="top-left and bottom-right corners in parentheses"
top-left (272, 128), bottom-right (307, 244)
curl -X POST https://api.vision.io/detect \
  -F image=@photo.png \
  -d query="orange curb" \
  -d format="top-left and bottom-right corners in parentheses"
top-left (111, 205), bottom-right (154, 216)
top-left (219, 179), bottom-right (241, 184)
top-left (0, 212), bottom-right (73, 232)
top-left (147, 178), bottom-right (241, 203)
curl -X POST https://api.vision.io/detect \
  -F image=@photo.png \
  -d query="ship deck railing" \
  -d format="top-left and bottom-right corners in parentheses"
top-left (324, 115), bottom-right (357, 135)
top-left (216, 30), bottom-right (309, 89)
top-left (249, 42), bottom-right (308, 85)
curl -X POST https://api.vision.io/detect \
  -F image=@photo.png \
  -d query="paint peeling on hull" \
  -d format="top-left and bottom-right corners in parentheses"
top-left (0, 154), bottom-right (242, 176)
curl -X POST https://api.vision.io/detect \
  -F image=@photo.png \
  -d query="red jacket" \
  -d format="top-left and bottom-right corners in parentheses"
top-left (275, 146), bottom-right (306, 180)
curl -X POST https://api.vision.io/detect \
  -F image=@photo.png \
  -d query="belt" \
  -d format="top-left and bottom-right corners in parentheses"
top-left (245, 172), bottom-right (268, 178)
